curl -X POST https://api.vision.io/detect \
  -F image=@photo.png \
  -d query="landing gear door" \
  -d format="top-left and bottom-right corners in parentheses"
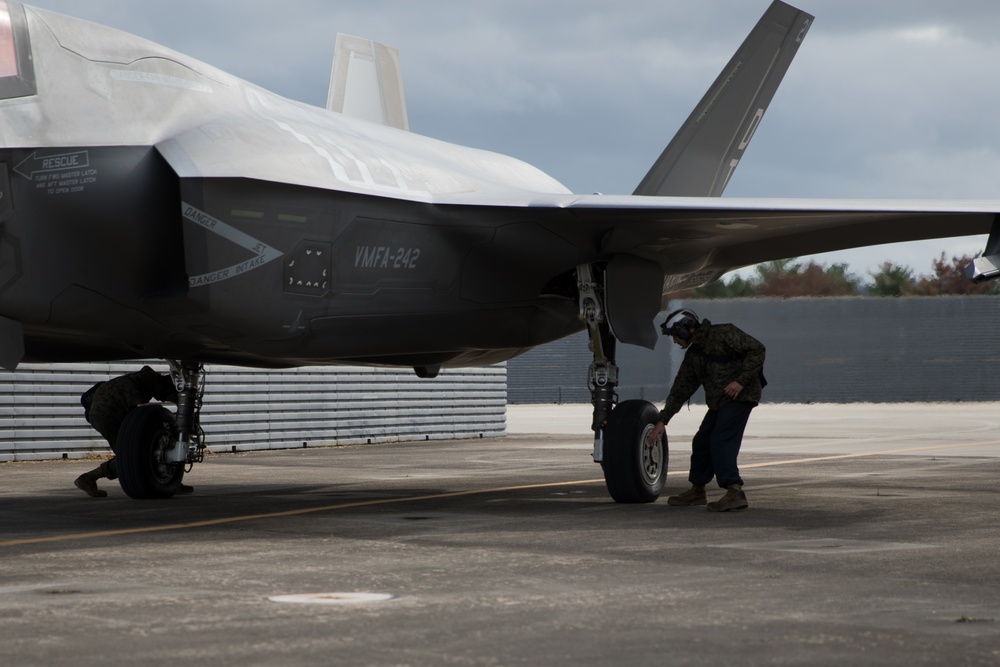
top-left (605, 254), bottom-right (663, 350)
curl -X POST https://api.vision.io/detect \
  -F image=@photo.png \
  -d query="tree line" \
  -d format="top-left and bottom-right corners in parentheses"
top-left (682, 253), bottom-right (1000, 298)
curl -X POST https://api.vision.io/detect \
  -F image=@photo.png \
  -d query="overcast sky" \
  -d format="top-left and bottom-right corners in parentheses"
top-left (22, 0), bottom-right (1000, 279)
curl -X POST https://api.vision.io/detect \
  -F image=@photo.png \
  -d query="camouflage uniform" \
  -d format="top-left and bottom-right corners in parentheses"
top-left (662, 320), bottom-right (766, 418)
top-left (80, 366), bottom-right (176, 483)
top-left (661, 319), bottom-right (765, 490)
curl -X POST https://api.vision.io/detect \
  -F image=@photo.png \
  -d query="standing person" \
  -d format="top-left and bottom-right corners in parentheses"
top-left (647, 309), bottom-right (765, 512)
top-left (74, 365), bottom-right (187, 498)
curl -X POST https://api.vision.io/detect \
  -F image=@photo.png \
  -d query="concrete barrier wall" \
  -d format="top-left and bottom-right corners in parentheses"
top-left (0, 362), bottom-right (506, 462)
top-left (509, 296), bottom-right (1000, 405)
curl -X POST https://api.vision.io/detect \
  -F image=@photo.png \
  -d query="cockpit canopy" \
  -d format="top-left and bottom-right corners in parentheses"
top-left (0, 1), bottom-right (35, 99)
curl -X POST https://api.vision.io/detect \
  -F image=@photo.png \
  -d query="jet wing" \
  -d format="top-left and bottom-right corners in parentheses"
top-left (435, 192), bottom-right (999, 295)
top-left (569, 195), bottom-right (998, 293)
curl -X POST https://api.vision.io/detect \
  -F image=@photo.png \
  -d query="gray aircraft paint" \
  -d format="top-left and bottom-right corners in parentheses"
top-left (0, 0), bottom-right (995, 374)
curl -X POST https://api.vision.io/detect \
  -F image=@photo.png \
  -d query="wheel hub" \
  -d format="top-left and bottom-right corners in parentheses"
top-left (150, 426), bottom-right (179, 484)
top-left (639, 423), bottom-right (664, 485)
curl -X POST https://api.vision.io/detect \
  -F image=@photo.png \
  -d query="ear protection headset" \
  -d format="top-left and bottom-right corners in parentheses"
top-left (660, 309), bottom-right (700, 340)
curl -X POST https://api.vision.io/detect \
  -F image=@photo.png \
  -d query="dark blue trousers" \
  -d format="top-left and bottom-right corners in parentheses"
top-left (688, 401), bottom-right (754, 489)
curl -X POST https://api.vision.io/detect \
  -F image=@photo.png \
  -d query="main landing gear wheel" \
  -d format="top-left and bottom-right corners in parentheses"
top-left (116, 405), bottom-right (185, 499)
top-left (601, 400), bottom-right (667, 503)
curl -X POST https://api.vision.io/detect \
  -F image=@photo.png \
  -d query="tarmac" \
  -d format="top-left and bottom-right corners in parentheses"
top-left (2, 402), bottom-right (999, 666)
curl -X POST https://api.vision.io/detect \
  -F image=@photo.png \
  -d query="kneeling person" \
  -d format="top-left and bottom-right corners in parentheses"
top-left (75, 366), bottom-right (186, 498)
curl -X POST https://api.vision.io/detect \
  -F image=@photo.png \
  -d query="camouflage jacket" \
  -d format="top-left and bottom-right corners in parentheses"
top-left (662, 319), bottom-right (766, 420)
top-left (85, 365), bottom-right (176, 427)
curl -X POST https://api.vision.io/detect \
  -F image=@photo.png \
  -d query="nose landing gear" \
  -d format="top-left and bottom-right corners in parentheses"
top-left (116, 360), bottom-right (205, 499)
top-left (116, 404), bottom-right (184, 499)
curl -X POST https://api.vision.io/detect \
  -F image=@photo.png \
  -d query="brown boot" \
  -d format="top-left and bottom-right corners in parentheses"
top-left (74, 468), bottom-right (108, 498)
top-left (707, 484), bottom-right (748, 512)
top-left (667, 485), bottom-right (707, 506)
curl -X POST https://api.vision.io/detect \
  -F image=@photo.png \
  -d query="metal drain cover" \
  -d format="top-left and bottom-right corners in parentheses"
top-left (268, 592), bottom-right (395, 605)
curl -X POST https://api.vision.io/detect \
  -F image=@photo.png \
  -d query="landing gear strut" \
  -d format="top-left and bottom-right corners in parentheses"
top-left (116, 360), bottom-right (206, 499)
top-left (578, 263), bottom-right (667, 503)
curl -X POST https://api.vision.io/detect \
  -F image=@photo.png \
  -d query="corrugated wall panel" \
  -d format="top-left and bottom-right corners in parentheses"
top-left (0, 363), bottom-right (506, 462)
top-left (509, 296), bottom-right (1000, 405)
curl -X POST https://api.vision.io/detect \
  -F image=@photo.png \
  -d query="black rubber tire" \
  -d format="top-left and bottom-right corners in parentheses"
top-left (116, 405), bottom-right (184, 499)
top-left (601, 400), bottom-right (668, 503)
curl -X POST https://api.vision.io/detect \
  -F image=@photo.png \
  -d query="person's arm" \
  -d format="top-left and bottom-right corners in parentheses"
top-left (153, 374), bottom-right (179, 403)
top-left (662, 354), bottom-right (699, 422)
top-left (648, 355), bottom-right (699, 443)
top-left (135, 366), bottom-right (179, 403)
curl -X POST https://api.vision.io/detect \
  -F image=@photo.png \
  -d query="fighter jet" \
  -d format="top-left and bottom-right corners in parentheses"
top-left (0, 1), bottom-right (996, 499)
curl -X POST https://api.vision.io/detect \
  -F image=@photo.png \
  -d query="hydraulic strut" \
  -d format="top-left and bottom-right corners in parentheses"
top-left (165, 360), bottom-right (206, 467)
top-left (577, 263), bottom-right (620, 463)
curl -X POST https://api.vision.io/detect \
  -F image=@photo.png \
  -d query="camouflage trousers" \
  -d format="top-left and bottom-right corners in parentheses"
top-left (99, 458), bottom-right (118, 480)
top-left (87, 390), bottom-right (127, 481)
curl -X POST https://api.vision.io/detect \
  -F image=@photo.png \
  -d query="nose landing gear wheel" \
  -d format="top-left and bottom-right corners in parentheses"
top-left (601, 400), bottom-right (667, 503)
top-left (116, 404), bottom-right (184, 499)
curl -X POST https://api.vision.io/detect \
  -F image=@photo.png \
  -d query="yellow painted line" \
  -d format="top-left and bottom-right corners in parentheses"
top-left (4, 439), bottom-right (999, 548)
top-left (0, 479), bottom-right (604, 548)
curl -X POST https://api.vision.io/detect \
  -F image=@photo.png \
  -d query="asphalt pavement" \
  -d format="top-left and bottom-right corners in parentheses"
top-left (2, 402), bottom-right (999, 666)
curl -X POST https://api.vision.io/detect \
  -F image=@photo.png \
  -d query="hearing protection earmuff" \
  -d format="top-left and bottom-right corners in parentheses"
top-left (660, 309), bottom-right (700, 341)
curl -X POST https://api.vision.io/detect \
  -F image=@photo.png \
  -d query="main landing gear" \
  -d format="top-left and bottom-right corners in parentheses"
top-left (577, 264), bottom-right (667, 503)
top-left (116, 361), bottom-right (206, 499)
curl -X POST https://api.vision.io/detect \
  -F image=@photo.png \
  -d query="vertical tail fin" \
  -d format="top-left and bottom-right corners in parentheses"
top-left (327, 34), bottom-right (409, 131)
top-left (634, 1), bottom-right (813, 197)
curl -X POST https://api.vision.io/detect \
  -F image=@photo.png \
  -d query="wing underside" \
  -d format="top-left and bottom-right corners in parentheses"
top-left (516, 195), bottom-right (1000, 293)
